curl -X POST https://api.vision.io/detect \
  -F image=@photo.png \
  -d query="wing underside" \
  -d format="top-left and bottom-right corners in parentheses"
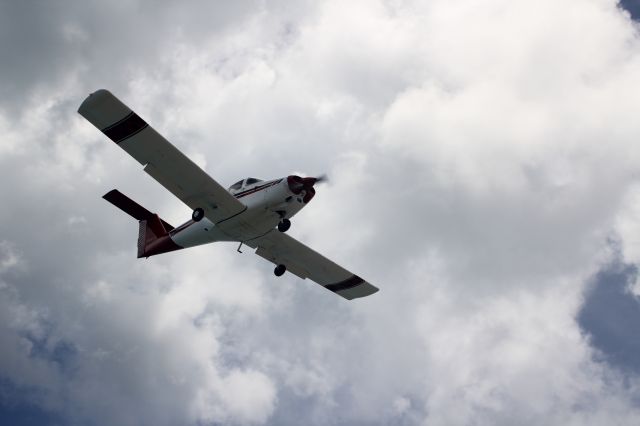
top-left (78, 89), bottom-right (245, 224)
top-left (246, 231), bottom-right (379, 300)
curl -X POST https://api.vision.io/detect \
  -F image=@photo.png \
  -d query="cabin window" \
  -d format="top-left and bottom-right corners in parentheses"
top-left (245, 178), bottom-right (262, 185)
top-left (229, 180), bottom-right (243, 191)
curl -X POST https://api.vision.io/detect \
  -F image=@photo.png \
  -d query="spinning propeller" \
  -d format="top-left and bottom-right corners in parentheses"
top-left (287, 174), bottom-right (328, 203)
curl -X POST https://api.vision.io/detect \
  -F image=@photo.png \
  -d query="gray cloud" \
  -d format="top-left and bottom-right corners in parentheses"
top-left (0, 0), bottom-right (263, 117)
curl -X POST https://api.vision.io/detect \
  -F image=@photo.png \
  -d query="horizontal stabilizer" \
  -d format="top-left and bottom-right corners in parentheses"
top-left (103, 189), bottom-right (174, 231)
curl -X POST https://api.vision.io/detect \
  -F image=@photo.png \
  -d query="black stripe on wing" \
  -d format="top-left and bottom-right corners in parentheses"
top-left (102, 112), bottom-right (148, 144)
top-left (325, 275), bottom-right (365, 293)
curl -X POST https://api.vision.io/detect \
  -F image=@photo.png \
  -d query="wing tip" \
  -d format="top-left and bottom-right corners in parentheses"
top-left (341, 284), bottom-right (379, 300)
top-left (77, 89), bottom-right (112, 114)
top-left (78, 89), bottom-right (132, 131)
top-left (325, 275), bottom-right (379, 300)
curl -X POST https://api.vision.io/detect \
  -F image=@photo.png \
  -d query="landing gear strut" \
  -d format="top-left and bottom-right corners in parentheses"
top-left (278, 218), bottom-right (291, 233)
top-left (192, 207), bottom-right (205, 222)
top-left (274, 264), bottom-right (286, 277)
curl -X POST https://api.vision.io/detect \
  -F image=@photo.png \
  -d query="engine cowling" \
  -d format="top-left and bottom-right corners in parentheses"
top-left (287, 175), bottom-right (318, 203)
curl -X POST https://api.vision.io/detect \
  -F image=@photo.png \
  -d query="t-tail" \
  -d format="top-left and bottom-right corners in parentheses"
top-left (103, 189), bottom-right (183, 258)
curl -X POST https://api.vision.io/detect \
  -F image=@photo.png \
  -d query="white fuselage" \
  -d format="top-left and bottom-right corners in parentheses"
top-left (170, 177), bottom-right (307, 249)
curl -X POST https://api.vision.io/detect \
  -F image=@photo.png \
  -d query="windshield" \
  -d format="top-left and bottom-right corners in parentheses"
top-left (245, 177), bottom-right (263, 185)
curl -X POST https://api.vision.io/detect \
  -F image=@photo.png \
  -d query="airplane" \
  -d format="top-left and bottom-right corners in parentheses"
top-left (78, 89), bottom-right (379, 300)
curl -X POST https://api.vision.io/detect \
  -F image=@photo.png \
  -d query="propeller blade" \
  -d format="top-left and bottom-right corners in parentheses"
top-left (314, 174), bottom-right (329, 184)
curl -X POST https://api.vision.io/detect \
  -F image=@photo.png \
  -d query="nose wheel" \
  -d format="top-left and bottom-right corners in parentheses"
top-left (278, 218), bottom-right (291, 233)
top-left (192, 207), bottom-right (205, 222)
top-left (274, 264), bottom-right (286, 276)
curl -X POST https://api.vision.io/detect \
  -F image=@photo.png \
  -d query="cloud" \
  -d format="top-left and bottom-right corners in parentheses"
top-left (3, 0), bottom-right (640, 424)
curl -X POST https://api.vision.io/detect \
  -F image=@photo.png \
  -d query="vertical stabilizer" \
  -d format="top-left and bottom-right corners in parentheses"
top-left (137, 214), bottom-right (182, 258)
top-left (102, 189), bottom-right (183, 258)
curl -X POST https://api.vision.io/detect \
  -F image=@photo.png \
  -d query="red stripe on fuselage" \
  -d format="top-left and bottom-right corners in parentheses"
top-left (234, 179), bottom-right (282, 199)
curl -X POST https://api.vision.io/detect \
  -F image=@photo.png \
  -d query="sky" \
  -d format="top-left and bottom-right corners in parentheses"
top-left (2, 0), bottom-right (640, 425)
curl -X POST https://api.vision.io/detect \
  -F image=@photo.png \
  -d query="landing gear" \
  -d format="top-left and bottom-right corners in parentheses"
top-left (278, 218), bottom-right (291, 233)
top-left (274, 264), bottom-right (286, 277)
top-left (192, 207), bottom-right (205, 222)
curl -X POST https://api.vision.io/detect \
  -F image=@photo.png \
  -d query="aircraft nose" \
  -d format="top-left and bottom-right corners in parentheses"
top-left (287, 175), bottom-right (304, 194)
top-left (287, 175), bottom-right (318, 203)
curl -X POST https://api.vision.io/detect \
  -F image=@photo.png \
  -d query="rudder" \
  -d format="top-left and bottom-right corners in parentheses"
top-left (103, 189), bottom-right (182, 258)
top-left (137, 214), bottom-right (181, 258)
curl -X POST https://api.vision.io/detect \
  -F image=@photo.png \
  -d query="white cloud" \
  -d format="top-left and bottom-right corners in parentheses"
top-left (2, 0), bottom-right (640, 424)
top-left (194, 369), bottom-right (277, 424)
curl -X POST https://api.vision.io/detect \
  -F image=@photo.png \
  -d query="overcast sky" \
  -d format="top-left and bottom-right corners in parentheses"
top-left (2, 0), bottom-right (640, 425)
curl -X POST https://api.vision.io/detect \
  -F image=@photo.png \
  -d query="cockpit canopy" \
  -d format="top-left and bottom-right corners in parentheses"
top-left (228, 177), bottom-right (263, 193)
top-left (245, 177), bottom-right (262, 185)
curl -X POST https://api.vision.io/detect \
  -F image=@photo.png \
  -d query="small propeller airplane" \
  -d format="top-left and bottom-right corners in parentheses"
top-left (78, 90), bottom-right (379, 300)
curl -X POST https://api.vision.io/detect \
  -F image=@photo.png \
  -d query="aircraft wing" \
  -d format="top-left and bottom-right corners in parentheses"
top-left (246, 231), bottom-right (379, 300)
top-left (78, 89), bottom-right (246, 224)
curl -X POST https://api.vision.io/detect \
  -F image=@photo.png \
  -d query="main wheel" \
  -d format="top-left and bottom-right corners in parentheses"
top-left (274, 264), bottom-right (286, 277)
top-left (192, 207), bottom-right (205, 222)
top-left (277, 218), bottom-right (291, 233)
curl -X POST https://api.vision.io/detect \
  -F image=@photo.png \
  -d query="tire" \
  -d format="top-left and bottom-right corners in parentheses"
top-left (274, 264), bottom-right (286, 277)
top-left (192, 207), bottom-right (205, 222)
top-left (277, 218), bottom-right (291, 233)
